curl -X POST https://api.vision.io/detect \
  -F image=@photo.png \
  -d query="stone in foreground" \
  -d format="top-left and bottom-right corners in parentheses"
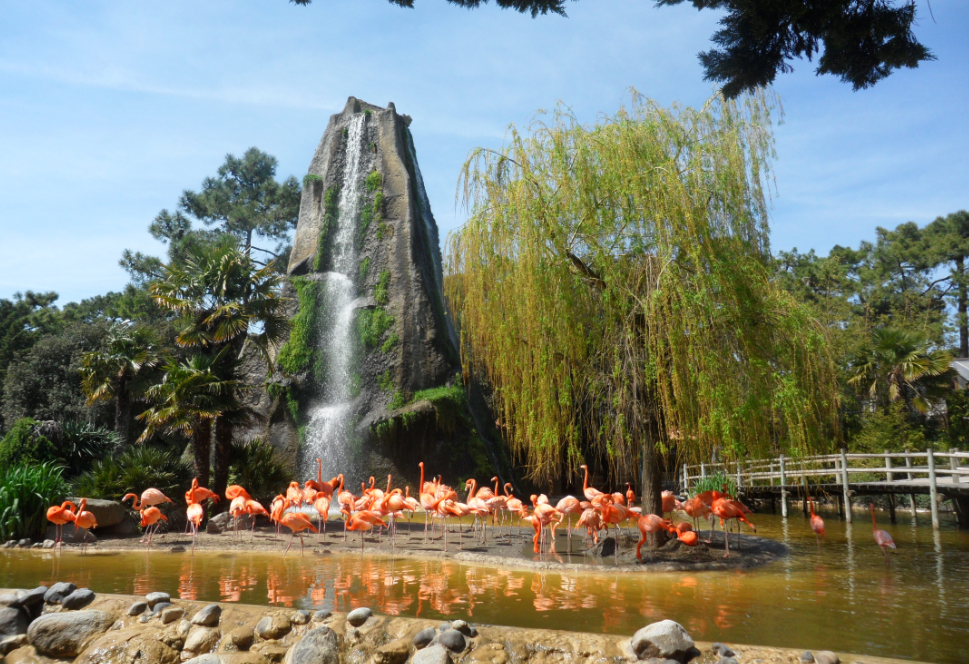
top-left (27, 609), bottom-right (113, 657)
top-left (283, 625), bottom-right (340, 664)
top-left (62, 588), bottom-right (96, 610)
top-left (630, 620), bottom-right (697, 663)
top-left (346, 607), bottom-right (372, 627)
top-left (192, 604), bottom-right (223, 627)
top-left (413, 643), bottom-right (451, 664)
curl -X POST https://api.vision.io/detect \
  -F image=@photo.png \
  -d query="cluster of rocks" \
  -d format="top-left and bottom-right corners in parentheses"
top-left (0, 586), bottom-right (850, 664)
top-left (0, 539), bottom-right (57, 550)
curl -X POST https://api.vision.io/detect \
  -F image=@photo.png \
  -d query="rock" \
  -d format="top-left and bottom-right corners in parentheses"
top-left (800, 652), bottom-right (815, 663)
top-left (283, 625), bottom-right (341, 664)
top-left (449, 620), bottom-right (471, 636)
top-left (0, 634), bottom-right (28, 656)
top-left (592, 537), bottom-right (616, 557)
top-left (412, 644), bottom-right (451, 664)
top-left (42, 539), bottom-right (55, 549)
top-left (814, 652), bottom-right (839, 664)
top-left (256, 614), bottom-right (292, 640)
top-left (345, 607), bottom-right (372, 627)
top-left (27, 609), bottom-right (113, 658)
top-left (437, 630), bottom-right (466, 653)
top-left (171, 545), bottom-right (187, 553)
top-left (207, 521), bottom-right (223, 534)
top-left (1, 540), bottom-right (14, 548)
top-left (374, 638), bottom-right (410, 664)
top-left (153, 601), bottom-right (174, 616)
top-left (17, 538), bottom-right (30, 548)
top-left (68, 497), bottom-right (126, 527)
top-left (44, 581), bottom-right (77, 604)
top-left (438, 622), bottom-right (451, 632)
top-left (0, 608), bottom-right (29, 639)
top-left (139, 614), bottom-right (152, 624)
top-left (716, 658), bottom-right (739, 664)
top-left (312, 610), bottom-right (331, 623)
top-left (0, 594), bottom-right (17, 607)
top-left (178, 620), bottom-right (193, 638)
top-left (75, 629), bottom-right (181, 664)
top-left (100, 517), bottom-right (141, 537)
top-left (161, 607), bottom-right (185, 624)
top-left (291, 610), bottom-right (311, 625)
top-left (222, 626), bottom-right (255, 652)
top-left (185, 626), bottom-right (222, 654)
top-left (211, 512), bottom-right (232, 528)
top-left (630, 620), bottom-right (695, 663)
top-left (413, 628), bottom-right (436, 649)
top-left (147, 591), bottom-right (172, 608)
top-left (30, 542), bottom-right (43, 548)
top-left (128, 601), bottom-right (148, 616)
top-left (62, 588), bottom-right (96, 610)
top-left (712, 643), bottom-right (735, 657)
top-left (192, 604), bottom-right (223, 627)
top-left (14, 586), bottom-right (47, 609)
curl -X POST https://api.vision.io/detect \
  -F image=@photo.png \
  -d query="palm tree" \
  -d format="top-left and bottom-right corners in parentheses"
top-left (80, 321), bottom-right (164, 443)
top-left (849, 327), bottom-right (952, 414)
top-left (149, 241), bottom-right (289, 496)
top-left (137, 351), bottom-right (242, 488)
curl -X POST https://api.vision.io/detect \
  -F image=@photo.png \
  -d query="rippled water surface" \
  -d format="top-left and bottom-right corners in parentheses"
top-left (2, 509), bottom-right (968, 663)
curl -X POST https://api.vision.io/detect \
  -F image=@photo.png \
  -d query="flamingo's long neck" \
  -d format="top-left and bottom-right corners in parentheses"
top-left (419, 464), bottom-right (425, 493)
top-left (317, 459), bottom-right (322, 484)
top-left (583, 466), bottom-right (589, 492)
top-left (809, 499), bottom-right (816, 517)
top-left (493, 478), bottom-right (500, 495)
top-left (386, 474), bottom-right (392, 494)
top-left (504, 483), bottom-right (512, 498)
top-left (467, 480), bottom-right (476, 500)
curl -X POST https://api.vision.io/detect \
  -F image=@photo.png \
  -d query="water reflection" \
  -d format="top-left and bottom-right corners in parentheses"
top-left (2, 511), bottom-right (968, 663)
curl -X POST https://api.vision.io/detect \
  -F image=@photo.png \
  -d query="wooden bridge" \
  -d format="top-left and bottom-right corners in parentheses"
top-left (680, 449), bottom-right (969, 529)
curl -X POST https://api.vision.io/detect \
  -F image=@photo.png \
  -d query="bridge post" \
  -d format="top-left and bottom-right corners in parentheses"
top-left (779, 454), bottom-right (788, 518)
top-left (736, 461), bottom-right (742, 494)
top-left (700, 463), bottom-right (706, 481)
top-left (801, 470), bottom-right (809, 517)
top-left (906, 456), bottom-right (917, 521)
top-left (682, 464), bottom-right (688, 492)
top-left (927, 448), bottom-right (940, 530)
top-left (952, 449), bottom-right (960, 485)
top-left (888, 493), bottom-right (896, 524)
top-left (885, 450), bottom-right (893, 482)
top-left (840, 449), bottom-right (852, 523)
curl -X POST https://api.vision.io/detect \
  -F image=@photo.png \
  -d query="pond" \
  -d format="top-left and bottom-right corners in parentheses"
top-left (2, 509), bottom-right (968, 664)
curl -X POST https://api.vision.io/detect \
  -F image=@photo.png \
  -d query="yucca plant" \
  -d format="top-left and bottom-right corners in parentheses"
top-left (0, 463), bottom-right (69, 541)
top-left (228, 438), bottom-right (289, 505)
top-left (73, 445), bottom-right (190, 502)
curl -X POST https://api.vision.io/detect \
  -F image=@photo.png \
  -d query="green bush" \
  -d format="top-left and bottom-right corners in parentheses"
top-left (228, 439), bottom-right (288, 505)
top-left (73, 445), bottom-right (190, 502)
top-left (302, 173), bottom-right (322, 187)
top-left (374, 270), bottom-right (390, 305)
top-left (58, 422), bottom-right (123, 477)
top-left (0, 418), bottom-right (57, 468)
top-left (357, 308), bottom-right (395, 348)
top-left (277, 277), bottom-right (318, 375)
top-left (0, 463), bottom-right (69, 541)
top-left (689, 470), bottom-right (737, 498)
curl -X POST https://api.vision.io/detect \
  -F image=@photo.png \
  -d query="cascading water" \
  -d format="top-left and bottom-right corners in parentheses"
top-left (304, 114), bottom-right (367, 483)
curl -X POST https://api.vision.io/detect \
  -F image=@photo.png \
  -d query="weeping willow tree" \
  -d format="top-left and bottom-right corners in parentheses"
top-left (445, 90), bottom-right (840, 516)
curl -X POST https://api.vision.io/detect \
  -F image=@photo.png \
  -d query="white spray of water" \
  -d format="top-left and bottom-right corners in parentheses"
top-left (304, 114), bottom-right (367, 483)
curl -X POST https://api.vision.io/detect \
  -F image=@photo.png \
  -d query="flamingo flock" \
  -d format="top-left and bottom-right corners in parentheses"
top-left (45, 458), bottom-right (899, 563)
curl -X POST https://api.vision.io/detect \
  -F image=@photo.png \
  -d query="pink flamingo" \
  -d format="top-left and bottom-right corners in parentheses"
top-left (809, 498), bottom-right (825, 549)
top-left (870, 503), bottom-right (896, 562)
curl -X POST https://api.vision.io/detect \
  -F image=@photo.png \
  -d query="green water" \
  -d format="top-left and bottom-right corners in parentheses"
top-left (2, 509), bottom-right (968, 664)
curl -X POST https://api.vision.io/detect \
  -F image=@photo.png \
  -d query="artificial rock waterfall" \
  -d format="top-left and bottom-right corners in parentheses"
top-left (243, 97), bottom-right (506, 487)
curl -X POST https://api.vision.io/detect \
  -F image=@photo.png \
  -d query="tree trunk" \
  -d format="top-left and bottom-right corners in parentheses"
top-left (958, 256), bottom-right (968, 358)
top-left (193, 419), bottom-right (212, 488)
top-left (640, 438), bottom-right (668, 545)
top-left (213, 415), bottom-right (233, 505)
top-left (116, 376), bottom-right (131, 444)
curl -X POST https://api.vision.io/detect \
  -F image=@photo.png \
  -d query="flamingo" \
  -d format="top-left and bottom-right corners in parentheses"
top-left (661, 490), bottom-right (683, 521)
top-left (870, 503), bottom-right (896, 562)
top-left (636, 514), bottom-right (675, 560)
top-left (809, 498), bottom-right (825, 549)
top-left (279, 512), bottom-right (318, 556)
top-left (73, 499), bottom-right (97, 552)
top-left (554, 495), bottom-right (583, 546)
top-left (579, 464), bottom-right (603, 501)
top-left (710, 497), bottom-right (755, 557)
top-left (346, 512), bottom-right (384, 551)
top-left (625, 483), bottom-right (636, 508)
top-left (337, 476), bottom-right (355, 541)
top-left (46, 501), bottom-right (77, 545)
top-left (313, 494), bottom-right (331, 541)
top-left (186, 501), bottom-right (204, 552)
top-left (185, 478), bottom-right (220, 506)
top-left (122, 488), bottom-right (174, 511)
top-left (244, 499), bottom-right (269, 538)
top-left (402, 487), bottom-right (421, 517)
top-left (139, 506), bottom-right (166, 551)
top-left (225, 485), bottom-right (252, 502)
top-left (577, 507), bottom-right (603, 543)
top-left (675, 522), bottom-right (699, 548)
top-left (286, 481), bottom-right (304, 508)
top-left (229, 496), bottom-right (248, 538)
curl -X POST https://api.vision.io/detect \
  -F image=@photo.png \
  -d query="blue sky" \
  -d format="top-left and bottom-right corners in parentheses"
top-left (1, 0), bottom-right (966, 304)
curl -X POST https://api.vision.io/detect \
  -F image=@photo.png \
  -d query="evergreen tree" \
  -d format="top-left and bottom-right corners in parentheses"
top-left (925, 211), bottom-right (969, 357)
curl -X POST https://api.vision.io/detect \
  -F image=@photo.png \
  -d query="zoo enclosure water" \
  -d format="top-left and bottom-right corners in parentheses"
top-left (2, 511), bottom-right (968, 664)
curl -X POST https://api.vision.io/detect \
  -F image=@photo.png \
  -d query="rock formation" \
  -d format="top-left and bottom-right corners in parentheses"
top-left (251, 97), bottom-right (507, 487)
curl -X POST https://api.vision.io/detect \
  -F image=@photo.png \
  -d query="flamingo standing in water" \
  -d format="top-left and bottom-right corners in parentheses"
top-left (279, 512), bottom-right (318, 556)
top-left (186, 501), bottom-right (204, 552)
top-left (554, 495), bottom-right (583, 547)
top-left (139, 506), bottom-right (166, 551)
top-left (870, 503), bottom-right (896, 562)
top-left (809, 498), bottom-right (825, 549)
top-left (579, 465), bottom-right (603, 501)
top-left (46, 501), bottom-right (77, 545)
top-left (73, 499), bottom-right (97, 553)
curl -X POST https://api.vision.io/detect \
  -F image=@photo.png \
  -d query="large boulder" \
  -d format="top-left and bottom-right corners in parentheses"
top-left (256, 613), bottom-right (292, 640)
top-left (68, 497), bottom-right (127, 527)
top-left (0, 607), bottom-right (28, 640)
top-left (27, 609), bottom-right (114, 658)
top-left (75, 628), bottom-right (181, 664)
top-left (283, 625), bottom-right (341, 664)
top-left (630, 620), bottom-right (697, 663)
top-left (412, 644), bottom-right (451, 664)
top-left (43, 581), bottom-right (77, 604)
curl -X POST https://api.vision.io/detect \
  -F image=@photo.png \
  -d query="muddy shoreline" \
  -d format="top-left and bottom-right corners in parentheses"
top-left (72, 520), bottom-right (787, 573)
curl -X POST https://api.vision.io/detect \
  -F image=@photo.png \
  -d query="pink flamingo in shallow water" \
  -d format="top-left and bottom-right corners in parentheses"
top-left (870, 503), bottom-right (896, 562)
top-left (809, 498), bottom-right (825, 549)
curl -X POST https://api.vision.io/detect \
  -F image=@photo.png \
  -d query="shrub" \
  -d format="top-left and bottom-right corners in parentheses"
top-left (0, 418), bottom-right (57, 468)
top-left (228, 439), bottom-right (288, 505)
top-left (73, 445), bottom-right (191, 502)
top-left (58, 422), bottom-right (123, 477)
top-left (689, 471), bottom-right (737, 498)
top-left (357, 308), bottom-right (395, 349)
top-left (374, 270), bottom-right (390, 305)
top-left (277, 277), bottom-right (319, 375)
top-left (0, 463), bottom-right (69, 541)
top-left (302, 173), bottom-right (322, 187)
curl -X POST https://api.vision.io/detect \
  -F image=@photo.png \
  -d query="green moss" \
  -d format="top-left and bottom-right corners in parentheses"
top-left (364, 109), bottom-right (372, 119)
top-left (267, 382), bottom-right (301, 423)
top-left (313, 186), bottom-right (339, 271)
top-left (276, 277), bottom-right (318, 375)
top-left (374, 270), bottom-right (390, 305)
top-left (359, 257), bottom-right (370, 281)
top-left (342, 127), bottom-right (349, 139)
top-left (377, 222), bottom-right (388, 241)
top-left (302, 173), bottom-right (322, 187)
top-left (378, 370), bottom-right (394, 393)
top-left (389, 391), bottom-right (407, 410)
top-left (366, 170), bottom-right (382, 192)
top-left (380, 333), bottom-right (399, 354)
top-left (357, 307), bottom-right (395, 349)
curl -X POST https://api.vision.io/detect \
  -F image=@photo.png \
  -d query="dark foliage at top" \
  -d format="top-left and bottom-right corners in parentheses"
top-left (290, 0), bottom-right (569, 17)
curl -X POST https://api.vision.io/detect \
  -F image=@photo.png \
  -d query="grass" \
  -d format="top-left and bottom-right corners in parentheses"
top-left (0, 463), bottom-right (68, 541)
top-left (302, 173), bottom-right (322, 187)
top-left (690, 471), bottom-right (737, 498)
top-left (378, 370), bottom-right (394, 393)
top-left (357, 307), bottom-right (395, 349)
top-left (374, 270), bottom-right (390, 305)
top-left (381, 333), bottom-right (399, 354)
top-left (276, 277), bottom-right (318, 375)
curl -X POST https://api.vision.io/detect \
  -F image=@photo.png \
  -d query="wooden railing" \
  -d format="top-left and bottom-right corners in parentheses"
top-left (681, 449), bottom-right (969, 529)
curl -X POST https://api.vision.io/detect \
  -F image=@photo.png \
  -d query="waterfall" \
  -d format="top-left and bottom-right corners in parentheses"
top-left (304, 114), bottom-right (367, 483)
